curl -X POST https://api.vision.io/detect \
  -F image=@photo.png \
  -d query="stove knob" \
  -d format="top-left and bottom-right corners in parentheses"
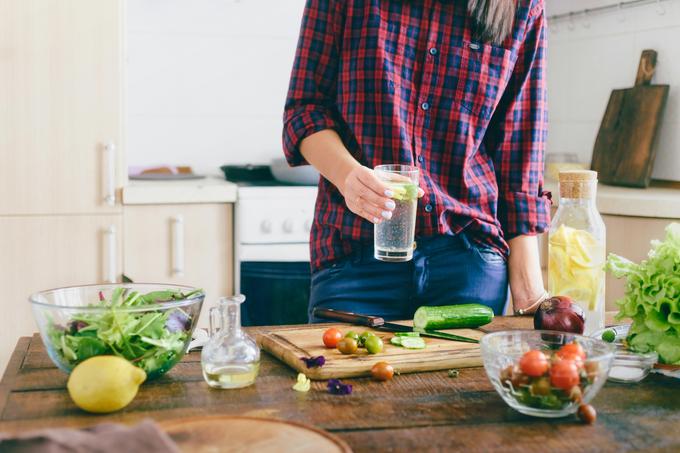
top-left (260, 220), bottom-right (272, 234)
top-left (282, 219), bottom-right (294, 233)
top-left (304, 219), bottom-right (312, 232)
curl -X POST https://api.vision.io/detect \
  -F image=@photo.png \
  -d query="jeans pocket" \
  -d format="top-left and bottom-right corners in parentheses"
top-left (311, 259), bottom-right (350, 283)
top-left (471, 245), bottom-right (506, 266)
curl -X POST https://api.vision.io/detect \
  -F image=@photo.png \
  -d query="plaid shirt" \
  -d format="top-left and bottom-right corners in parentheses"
top-left (283, 0), bottom-right (551, 271)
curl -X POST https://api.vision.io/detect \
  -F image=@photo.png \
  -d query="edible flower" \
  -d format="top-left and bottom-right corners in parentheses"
top-left (327, 379), bottom-right (352, 395)
top-left (300, 355), bottom-right (326, 368)
top-left (292, 373), bottom-right (311, 392)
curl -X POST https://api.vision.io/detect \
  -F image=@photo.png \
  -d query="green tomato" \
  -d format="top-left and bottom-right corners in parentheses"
top-left (358, 331), bottom-right (376, 348)
top-left (365, 335), bottom-right (384, 354)
top-left (344, 331), bottom-right (360, 342)
top-left (601, 329), bottom-right (616, 343)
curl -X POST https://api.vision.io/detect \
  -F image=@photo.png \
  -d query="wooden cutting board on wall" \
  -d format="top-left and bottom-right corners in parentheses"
top-left (591, 50), bottom-right (669, 187)
top-left (258, 322), bottom-right (485, 380)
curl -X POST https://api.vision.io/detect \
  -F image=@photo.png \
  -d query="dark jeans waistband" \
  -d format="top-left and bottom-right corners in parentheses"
top-left (347, 234), bottom-right (474, 265)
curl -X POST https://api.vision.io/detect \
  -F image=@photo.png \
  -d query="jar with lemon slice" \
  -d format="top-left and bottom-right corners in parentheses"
top-left (548, 170), bottom-right (606, 335)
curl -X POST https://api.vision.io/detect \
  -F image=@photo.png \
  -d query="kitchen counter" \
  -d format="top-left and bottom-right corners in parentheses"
top-left (545, 180), bottom-right (680, 219)
top-left (122, 176), bottom-right (237, 205)
top-left (1, 316), bottom-right (679, 452)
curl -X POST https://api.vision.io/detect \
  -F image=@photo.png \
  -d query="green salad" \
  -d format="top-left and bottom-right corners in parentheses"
top-left (48, 287), bottom-right (203, 378)
top-left (607, 222), bottom-right (680, 364)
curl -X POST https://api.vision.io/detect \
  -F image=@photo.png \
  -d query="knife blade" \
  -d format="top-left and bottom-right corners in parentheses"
top-left (312, 308), bottom-right (479, 344)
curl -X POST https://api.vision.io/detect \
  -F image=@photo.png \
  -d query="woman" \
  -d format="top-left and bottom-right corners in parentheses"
top-left (283, 0), bottom-right (550, 321)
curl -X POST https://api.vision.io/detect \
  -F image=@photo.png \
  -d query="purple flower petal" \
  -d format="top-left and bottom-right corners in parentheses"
top-left (327, 379), bottom-right (352, 395)
top-left (300, 355), bottom-right (326, 368)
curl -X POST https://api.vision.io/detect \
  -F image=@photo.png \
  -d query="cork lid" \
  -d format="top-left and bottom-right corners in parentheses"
top-left (559, 170), bottom-right (598, 198)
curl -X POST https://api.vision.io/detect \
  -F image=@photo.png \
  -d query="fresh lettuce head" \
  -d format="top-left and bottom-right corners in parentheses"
top-left (606, 222), bottom-right (680, 364)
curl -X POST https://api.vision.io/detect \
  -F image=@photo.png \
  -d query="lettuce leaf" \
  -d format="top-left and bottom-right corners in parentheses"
top-left (607, 223), bottom-right (680, 364)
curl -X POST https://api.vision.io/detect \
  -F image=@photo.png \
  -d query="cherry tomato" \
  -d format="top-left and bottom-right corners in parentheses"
top-left (519, 350), bottom-right (549, 377)
top-left (365, 336), bottom-right (384, 354)
top-left (557, 352), bottom-right (584, 370)
top-left (557, 343), bottom-right (586, 361)
top-left (358, 331), bottom-right (376, 347)
top-left (577, 404), bottom-right (597, 424)
top-left (345, 331), bottom-right (360, 342)
top-left (530, 377), bottom-right (551, 396)
top-left (337, 337), bottom-right (358, 355)
top-left (322, 328), bottom-right (343, 348)
top-left (550, 359), bottom-right (580, 390)
top-left (371, 361), bottom-right (394, 381)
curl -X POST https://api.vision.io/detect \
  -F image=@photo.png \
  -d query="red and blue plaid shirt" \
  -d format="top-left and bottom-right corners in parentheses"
top-left (283, 0), bottom-right (551, 271)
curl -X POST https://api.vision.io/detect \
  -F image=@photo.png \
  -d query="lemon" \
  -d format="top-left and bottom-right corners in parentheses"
top-left (67, 356), bottom-right (146, 413)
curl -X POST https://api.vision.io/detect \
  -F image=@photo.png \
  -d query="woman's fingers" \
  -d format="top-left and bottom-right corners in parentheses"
top-left (356, 167), bottom-right (393, 198)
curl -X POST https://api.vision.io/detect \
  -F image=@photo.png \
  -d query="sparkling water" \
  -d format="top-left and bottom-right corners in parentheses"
top-left (374, 181), bottom-right (418, 262)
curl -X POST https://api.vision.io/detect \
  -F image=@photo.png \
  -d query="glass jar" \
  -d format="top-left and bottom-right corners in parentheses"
top-left (201, 295), bottom-right (260, 389)
top-left (548, 170), bottom-right (606, 335)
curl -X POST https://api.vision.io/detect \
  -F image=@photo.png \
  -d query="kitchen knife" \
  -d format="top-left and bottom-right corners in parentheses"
top-left (312, 308), bottom-right (479, 344)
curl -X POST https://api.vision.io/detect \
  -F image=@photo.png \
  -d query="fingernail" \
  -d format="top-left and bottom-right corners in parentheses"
top-left (385, 200), bottom-right (396, 210)
top-left (373, 217), bottom-right (381, 224)
top-left (381, 210), bottom-right (392, 220)
top-left (384, 189), bottom-right (394, 197)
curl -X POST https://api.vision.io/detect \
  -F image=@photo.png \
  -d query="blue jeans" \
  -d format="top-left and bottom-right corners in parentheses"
top-left (309, 234), bottom-right (508, 322)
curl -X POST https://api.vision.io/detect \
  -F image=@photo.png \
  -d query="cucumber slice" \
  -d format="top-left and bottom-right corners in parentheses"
top-left (400, 337), bottom-right (426, 349)
top-left (390, 336), bottom-right (403, 346)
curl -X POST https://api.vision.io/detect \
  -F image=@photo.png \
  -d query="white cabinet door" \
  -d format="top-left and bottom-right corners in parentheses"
top-left (0, 214), bottom-right (123, 372)
top-left (123, 204), bottom-right (234, 327)
top-left (0, 0), bottom-right (123, 215)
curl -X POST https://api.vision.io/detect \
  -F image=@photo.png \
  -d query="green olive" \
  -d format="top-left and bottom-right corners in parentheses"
top-left (365, 335), bottom-right (384, 354)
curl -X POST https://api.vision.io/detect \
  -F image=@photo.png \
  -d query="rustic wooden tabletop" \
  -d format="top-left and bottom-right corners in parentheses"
top-left (1, 316), bottom-right (679, 453)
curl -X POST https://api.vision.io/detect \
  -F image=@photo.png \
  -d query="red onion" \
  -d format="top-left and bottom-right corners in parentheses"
top-left (534, 296), bottom-right (585, 334)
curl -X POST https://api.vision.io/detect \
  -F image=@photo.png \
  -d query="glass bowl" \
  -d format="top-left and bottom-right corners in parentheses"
top-left (481, 330), bottom-right (615, 418)
top-left (591, 325), bottom-right (658, 383)
top-left (30, 283), bottom-right (204, 379)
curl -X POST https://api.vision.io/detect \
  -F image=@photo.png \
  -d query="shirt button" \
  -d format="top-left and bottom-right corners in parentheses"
top-left (429, 47), bottom-right (438, 56)
top-left (417, 155), bottom-right (424, 163)
top-left (424, 204), bottom-right (433, 213)
top-left (421, 102), bottom-right (430, 111)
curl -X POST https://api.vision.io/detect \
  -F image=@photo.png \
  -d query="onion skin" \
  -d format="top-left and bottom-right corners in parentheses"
top-left (534, 296), bottom-right (585, 334)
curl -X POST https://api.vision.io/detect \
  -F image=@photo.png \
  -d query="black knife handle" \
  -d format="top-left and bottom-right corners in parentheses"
top-left (313, 308), bottom-right (385, 327)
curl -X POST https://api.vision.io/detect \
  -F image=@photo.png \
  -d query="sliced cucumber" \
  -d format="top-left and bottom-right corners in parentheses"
top-left (413, 304), bottom-right (493, 330)
top-left (400, 337), bottom-right (426, 349)
top-left (390, 336), bottom-right (403, 346)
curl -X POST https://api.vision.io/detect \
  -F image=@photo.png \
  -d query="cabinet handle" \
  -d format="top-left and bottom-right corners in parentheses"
top-left (103, 142), bottom-right (116, 206)
top-left (104, 225), bottom-right (117, 283)
top-left (171, 215), bottom-right (185, 277)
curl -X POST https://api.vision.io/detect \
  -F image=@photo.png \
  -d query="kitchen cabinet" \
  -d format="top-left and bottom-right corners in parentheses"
top-left (123, 204), bottom-right (234, 327)
top-left (0, 0), bottom-right (124, 215)
top-left (0, 214), bottom-right (123, 371)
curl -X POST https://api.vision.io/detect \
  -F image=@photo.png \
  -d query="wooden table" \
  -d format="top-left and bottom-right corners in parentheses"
top-left (1, 316), bottom-right (679, 452)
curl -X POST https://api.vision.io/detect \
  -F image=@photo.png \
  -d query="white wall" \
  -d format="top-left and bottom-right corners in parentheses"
top-left (545, 0), bottom-right (680, 181)
top-left (125, 0), bottom-right (306, 174)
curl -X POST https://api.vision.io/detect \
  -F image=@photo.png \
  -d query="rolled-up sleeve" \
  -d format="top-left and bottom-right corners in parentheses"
top-left (282, 0), bottom-right (344, 166)
top-left (490, 2), bottom-right (551, 239)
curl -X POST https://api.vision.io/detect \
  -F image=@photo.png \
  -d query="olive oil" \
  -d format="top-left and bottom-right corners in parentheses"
top-left (202, 363), bottom-right (260, 389)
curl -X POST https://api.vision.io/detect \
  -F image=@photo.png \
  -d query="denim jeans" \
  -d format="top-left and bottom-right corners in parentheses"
top-left (309, 234), bottom-right (508, 322)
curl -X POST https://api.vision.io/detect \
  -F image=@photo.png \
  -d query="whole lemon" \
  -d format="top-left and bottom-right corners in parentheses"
top-left (67, 356), bottom-right (147, 413)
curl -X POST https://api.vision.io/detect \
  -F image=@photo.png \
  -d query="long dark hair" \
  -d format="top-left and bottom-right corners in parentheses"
top-left (468, 0), bottom-right (516, 45)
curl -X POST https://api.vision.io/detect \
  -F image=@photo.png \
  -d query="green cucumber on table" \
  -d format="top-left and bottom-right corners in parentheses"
top-left (390, 335), bottom-right (426, 349)
top-left (413, 304), bottom-right (493, 330)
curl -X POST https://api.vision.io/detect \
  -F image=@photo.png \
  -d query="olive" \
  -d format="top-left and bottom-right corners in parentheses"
top-left (337, 337), bottom-right (358, 355)
top-left (365, 335), bottom-right (384, 354)
top-left (577, 404), bottom-right (597, 424)
top-left (358, 331), bottom-right (376, 347)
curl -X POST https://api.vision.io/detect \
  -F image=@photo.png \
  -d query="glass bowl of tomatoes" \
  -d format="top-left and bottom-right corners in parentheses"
top-left (480, 330), bottom-right (615, 418)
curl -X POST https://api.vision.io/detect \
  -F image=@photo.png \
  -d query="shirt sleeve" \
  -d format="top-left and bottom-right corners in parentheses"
top-left (282, 0), bottom-right (344, 167)
top-left (490, 2), bottom-right (551, 239)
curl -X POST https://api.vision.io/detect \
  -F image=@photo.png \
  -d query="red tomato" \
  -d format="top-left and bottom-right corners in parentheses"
top-left (322, 328), bottom-right (343, 348)
top-left (550, 359), bottom-right (580, 390)
top-left (557, 343), bottom-right (586, 361)
top-left (519, 350), bottom-right (549, 377)
top-left (557, 352), bottom-right (584, 370)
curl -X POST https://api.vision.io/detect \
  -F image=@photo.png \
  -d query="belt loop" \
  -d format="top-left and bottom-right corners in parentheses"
top-left (458, 232), bottom-right (472, 250)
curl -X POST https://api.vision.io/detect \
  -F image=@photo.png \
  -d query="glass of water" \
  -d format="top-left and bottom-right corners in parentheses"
top-left (374, 164), bottom-right (419, 262)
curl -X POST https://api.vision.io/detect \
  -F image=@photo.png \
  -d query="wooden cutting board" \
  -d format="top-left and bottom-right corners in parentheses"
top-left (591, 49), bottom-right (669, 187)
top-left (161, 416), bottom-right (351, 453)
top-left (257, 322), bottom-right (485, 380)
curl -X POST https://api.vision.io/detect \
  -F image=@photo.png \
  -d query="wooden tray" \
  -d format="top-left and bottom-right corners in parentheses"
top-left (258, 322), bottom-right (485, 380)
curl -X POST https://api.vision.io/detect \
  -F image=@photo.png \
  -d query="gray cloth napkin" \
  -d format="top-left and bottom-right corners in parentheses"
top-left (0, 419), bottom-right (180, 453)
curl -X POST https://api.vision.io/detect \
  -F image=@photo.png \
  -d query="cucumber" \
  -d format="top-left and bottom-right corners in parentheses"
top-left (400, 337), bottom-right (426, 349)
top-left (395, 332), bottom-right (420, 337)
top-left (413, 304), bottom-right (493, 330)
top-left (390, 336), bottom-right (403, 346)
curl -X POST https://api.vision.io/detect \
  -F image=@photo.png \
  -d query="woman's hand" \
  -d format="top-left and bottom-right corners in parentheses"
top-left (338, 165), bottom-right (396, 224)
top-left (508, 235), bottom-right (547, 315)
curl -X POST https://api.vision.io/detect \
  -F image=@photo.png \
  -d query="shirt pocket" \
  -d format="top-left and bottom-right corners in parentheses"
top-left (450, 41), bottom-right (517, 120)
